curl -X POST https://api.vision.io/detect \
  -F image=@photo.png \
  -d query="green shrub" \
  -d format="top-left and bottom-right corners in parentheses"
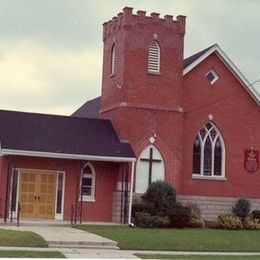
top-left (243, 217), bottom-right (260, 230)
top-left (142, 180), bottom-right (176, 216)
top-left (218, 214), bottom-right (243, 230)
top-left (188, 208), bottom-right (204, 228)
top-left (252, 210), bottom-right (260, 220)
top-left (131, 202), bottom-right (153, 220)
top-left (135, 212), bottom-right (170, 228)
top-left (168, 205), bottom-right (191, 228)
top-left (232, 198), bottom-right (250, 220)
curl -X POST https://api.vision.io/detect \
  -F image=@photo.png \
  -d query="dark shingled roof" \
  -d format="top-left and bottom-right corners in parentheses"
top-left (72, 97), bottom-right (101, 118)
top-left (0, 109), bottom-right (135, 159)
top-left (183, 45), bottom-right (215, 69)
top-left (72, 46), bottom-right (215, 119)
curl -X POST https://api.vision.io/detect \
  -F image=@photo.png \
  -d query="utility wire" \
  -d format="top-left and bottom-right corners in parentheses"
top-left (185, 78), bottom-right (260, 114)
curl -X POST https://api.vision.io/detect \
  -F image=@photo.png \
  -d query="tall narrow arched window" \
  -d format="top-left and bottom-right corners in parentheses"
top-left (80, 163), bottom-right (96, 201)
top-left (135, 144), bottom-right (165, 193)
top-left (192, 122), bottom-right (225, 178)
top-left (111, 45), bottom-right (116, 75)
top-left (148, 40), bottom-right (160, 73)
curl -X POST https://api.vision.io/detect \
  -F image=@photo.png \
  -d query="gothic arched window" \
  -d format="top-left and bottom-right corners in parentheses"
top-left (80, 163), bottom-right (96, 201)
top-left (192, 122), bottom-right (225, 178)
top-left (148, 40), bottom-right (160, 73)
top-left (135, 145), bottom-right (165, 193)
top-left (111, 44), bottom-right (116, 75)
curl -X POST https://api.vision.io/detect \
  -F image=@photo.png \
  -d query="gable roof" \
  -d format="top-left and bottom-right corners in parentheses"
top-left (73, 44), bottom-right (260, 119)
top-left (183, 44), bottom-right (260, 106)
top-left (0, 109), bottom-right (135, 161)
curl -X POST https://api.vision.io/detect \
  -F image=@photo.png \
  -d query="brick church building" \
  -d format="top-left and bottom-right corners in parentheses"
top-left (0, 7), bottom-right (259, 223)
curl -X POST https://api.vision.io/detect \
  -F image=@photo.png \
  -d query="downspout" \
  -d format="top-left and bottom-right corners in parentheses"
top-left (128, 161), bottom-right (135, 225)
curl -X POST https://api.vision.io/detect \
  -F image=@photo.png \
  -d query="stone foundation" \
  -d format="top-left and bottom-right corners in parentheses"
top-left (112, 191), bottom-right (129, 223)
top-left (177, 195), bottom-right (260, 220)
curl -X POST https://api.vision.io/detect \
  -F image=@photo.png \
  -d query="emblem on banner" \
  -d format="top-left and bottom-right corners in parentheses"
top-left (244, 148), bottom-right (259, 173)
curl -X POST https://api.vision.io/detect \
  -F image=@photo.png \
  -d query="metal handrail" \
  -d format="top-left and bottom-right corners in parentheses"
top-left (70, 204), bottom-right (75, 226)
top-left (17, 202), bottom-right (21, 227)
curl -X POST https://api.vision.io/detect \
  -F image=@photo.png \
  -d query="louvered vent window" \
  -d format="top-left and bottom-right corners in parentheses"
top-left (148, 41), bottom-right (160, 73)
top-left (111, 45), bottom-right (116, 75)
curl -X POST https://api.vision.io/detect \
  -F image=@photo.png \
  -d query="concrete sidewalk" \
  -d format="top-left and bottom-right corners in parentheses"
top-left (0, 225), bottom-right (118, 249)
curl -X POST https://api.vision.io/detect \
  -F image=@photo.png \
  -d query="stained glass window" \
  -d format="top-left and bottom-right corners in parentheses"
top-left (192, 122), bottom-right (225, 178)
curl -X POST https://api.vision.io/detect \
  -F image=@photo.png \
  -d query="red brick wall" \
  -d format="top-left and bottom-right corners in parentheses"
top-left (0, 155), bottom-right (118, 222)
top-left (100, 8), bottom-right (186, 192)
top-left (182, 53), bottom-right (260, 198)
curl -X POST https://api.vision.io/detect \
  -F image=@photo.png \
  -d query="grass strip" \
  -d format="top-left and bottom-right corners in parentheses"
top-left (75, 225), bottom-right (260, 251)
top-left (0, 229), bottom-right (48, 247)
top-left (0, 250), bottom-right (65, 258)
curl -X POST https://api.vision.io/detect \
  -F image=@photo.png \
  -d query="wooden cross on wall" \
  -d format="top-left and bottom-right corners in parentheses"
top-left (140, 147), bottom-right (162, 186)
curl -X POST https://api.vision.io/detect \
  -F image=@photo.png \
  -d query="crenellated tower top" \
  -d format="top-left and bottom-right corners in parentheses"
top-left (103, 7), bottom-right (186, 42)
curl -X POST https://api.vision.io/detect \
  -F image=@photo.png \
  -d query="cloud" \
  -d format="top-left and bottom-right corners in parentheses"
top-left (0, 39), bottom-right (102, 115)
top-left (0, 0), bottom-right (258, 116)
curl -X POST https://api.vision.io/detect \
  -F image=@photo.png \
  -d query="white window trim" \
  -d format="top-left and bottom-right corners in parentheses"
top-left (111, 45), bottom-right (116, 75)
top-left (148, 40), bottom-right (160, 73)
top-left (79, 162), bottom-right (96, 202)
top-left (205, 69), bottom-right (219, 85)
top-left (192, 122), bottom-right (226, 180)
top-left (55, 171), bottom-right (66, 220)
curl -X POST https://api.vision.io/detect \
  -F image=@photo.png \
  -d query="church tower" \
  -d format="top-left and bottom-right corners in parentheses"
top-left (100, 7), bottom-right (186, 193)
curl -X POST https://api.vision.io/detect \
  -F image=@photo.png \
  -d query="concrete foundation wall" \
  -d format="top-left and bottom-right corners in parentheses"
top-left (178, 195), bottom-right (260, 220)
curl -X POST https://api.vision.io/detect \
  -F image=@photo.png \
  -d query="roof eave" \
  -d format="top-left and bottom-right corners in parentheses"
top-left (0, 148), bottom-right (136, 162)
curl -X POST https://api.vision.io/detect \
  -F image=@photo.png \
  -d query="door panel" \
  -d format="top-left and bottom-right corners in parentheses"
top-left (19, 170), bottom-right (57, 219)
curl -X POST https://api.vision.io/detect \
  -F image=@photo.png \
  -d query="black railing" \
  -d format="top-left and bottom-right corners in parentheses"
top-left (70, 202), bottom-right (83, 226)
top-left (17, 202), bottom-right (21, 227)
top-left (70, 204), bottom-right (75, 226)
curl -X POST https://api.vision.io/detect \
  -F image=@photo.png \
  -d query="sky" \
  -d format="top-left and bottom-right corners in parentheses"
top-left (0, 0), bottom-right (259, 115)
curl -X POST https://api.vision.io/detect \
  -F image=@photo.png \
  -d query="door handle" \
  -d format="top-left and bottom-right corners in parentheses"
top-left (34, 195), bottom-right (37, 202)
top-left (37, 195), bottom-right (40, 202)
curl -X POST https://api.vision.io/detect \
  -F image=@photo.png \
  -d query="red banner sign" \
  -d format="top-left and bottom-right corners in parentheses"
top-left (244, 148), bottom-right (259, 173)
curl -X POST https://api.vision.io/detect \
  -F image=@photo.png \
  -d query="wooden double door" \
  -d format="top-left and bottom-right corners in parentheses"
top-left (19, 170), bottom-right (57, 219)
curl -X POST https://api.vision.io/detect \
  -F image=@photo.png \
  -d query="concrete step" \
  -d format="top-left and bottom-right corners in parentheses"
top-left (48, 241), bottom-right (119, 249)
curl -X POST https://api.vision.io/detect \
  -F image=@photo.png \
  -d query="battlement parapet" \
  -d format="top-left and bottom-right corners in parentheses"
top-left (103, 7), bottom-right (186, 41)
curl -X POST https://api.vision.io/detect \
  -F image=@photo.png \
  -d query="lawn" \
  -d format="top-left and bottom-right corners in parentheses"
top-left (136, 254), bottom-right (260, 259)
top-left (0, 250), bottom-right (65, 258)
top-left (75, 225), bottom-right (260, 251)
top-left (0, 228), bottom-right (48, 247)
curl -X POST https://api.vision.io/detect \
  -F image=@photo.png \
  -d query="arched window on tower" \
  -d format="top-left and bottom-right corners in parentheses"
top-left (80, 163), bottom-right (96, 201)
top-left (111, 44), bottom-right (116, 75)
top-left (135, 144), bottom-right (165, 193)
top-left (148, 40), bottom-right (160, 73)
top-left (192, 122), bottom-right (225, 178)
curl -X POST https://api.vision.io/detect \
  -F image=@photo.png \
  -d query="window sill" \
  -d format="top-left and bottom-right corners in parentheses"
top-left (192, 174), bottom-right (227, 181)
top-left (78, 198), bottom-right (95, 202)
top-left (147, 71), bottom-right (161, 76)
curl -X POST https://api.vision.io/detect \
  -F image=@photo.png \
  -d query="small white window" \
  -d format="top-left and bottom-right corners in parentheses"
top-left (111, 45), bottom-right (116, 75)
top-left (205, 69), bottom-right (219, 84)
top-left (148, 40), bottom-right (160, 73)
top-left (80, 163), bottom-right (95, 201)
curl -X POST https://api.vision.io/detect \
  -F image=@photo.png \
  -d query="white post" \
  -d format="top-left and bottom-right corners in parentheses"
top-left (128, 161), bottom-right (135, 225)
